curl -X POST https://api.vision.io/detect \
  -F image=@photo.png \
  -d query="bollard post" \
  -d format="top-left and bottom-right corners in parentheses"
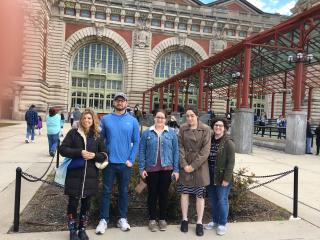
top-left (293, 166), bottom-right (299, 218)
top-left (56, 140), bottom-right (60, 168)
top-left (13, 167), bottom-right (22, 232)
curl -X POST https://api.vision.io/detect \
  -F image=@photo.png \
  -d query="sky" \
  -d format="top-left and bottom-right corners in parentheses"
top-left (200, 0), bottom-right (298, 15)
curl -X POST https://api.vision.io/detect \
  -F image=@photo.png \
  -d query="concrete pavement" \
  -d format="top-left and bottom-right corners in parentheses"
top-left (0, 121), bottom-right (320, 239)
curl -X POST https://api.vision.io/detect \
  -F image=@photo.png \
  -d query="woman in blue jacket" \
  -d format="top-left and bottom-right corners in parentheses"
top-left (46, 107), bottom-right (61, 157)
top-left (139, 109), bottom-right (179, 232)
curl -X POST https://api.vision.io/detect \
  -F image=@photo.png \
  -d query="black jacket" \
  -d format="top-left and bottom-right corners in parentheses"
top-left (60, 128), bottom-right (107, 198)
top-left (306, 122), bottom-right (313, 138)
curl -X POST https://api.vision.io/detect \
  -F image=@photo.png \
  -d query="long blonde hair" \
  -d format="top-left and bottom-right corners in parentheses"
top-left (79, 108), bottom-right (100, 139)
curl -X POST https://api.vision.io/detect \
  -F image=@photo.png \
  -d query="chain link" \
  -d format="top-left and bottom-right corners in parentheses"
top-left (244, 170), bottom-right (293, 192)
top-left (21, 171), bottom-right (64, 188)
top-left (233, 169), bottom-right (294, 179)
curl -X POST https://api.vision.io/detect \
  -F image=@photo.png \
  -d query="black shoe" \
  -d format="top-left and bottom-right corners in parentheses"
top-left (180, 220), bottom-right (188, 233)
top-left (78, 229), bottom-right (89, 240)
top-left (196, 224), bottom-right (204, 236)
top-left (70, 231), bottom-right (80, 240)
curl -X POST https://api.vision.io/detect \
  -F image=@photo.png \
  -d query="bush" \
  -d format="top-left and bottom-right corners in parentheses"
top-left (229, 167), bottom-right (256, 215)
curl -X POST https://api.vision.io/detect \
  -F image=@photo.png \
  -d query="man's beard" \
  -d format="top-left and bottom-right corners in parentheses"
top-left (114, 105), bottom-right (126, 112)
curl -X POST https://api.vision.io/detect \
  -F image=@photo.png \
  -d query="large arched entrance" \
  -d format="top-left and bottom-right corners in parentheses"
top-left (153, 50), bottom-right (197, 111)
top-left (69, 42), bottom-right (123, 112)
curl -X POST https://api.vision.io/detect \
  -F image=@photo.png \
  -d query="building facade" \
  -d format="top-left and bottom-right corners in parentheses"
top-left (2, 0), bottom-right (296, 119)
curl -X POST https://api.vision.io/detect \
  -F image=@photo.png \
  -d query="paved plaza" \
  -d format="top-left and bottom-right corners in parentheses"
top-left (0, 121), bottom-right (319, 239)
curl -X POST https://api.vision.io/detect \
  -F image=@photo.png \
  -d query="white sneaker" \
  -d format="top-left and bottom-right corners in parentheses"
top-left (204, 221), bottom-right (218, 230)
top-left (216, 225), bottom-right (226, 235)
top-left (96, 219), bottom-right (107, 234)
top-left (31, 140), bottom-right (35, 143)
top-left (117, 218), bottom-right (131, 231)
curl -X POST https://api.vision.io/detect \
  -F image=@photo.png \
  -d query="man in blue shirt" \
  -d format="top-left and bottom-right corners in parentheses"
top-left (96, 92), bottom-right (140, 234)
top-left (24, 104), bottom-right (38, 143)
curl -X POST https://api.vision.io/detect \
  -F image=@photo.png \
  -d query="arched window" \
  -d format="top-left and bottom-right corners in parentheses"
top-left (70, 43), bottom-right (123, 112)
top-left (154, 51), bottom-right (196, 82)
top-left (71, 91), bottom-right (87, 109)
top-left (153, 51), bottom-right (197, 111)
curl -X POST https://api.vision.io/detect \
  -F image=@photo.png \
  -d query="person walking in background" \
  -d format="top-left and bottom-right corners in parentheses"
top-left (69, 109), bottom-right (74, 128)
top-left (167, 115), bottom-right (180, 134)
top-left (315, 122), bottom-right (320, 155)
top-left (134, 104), bottom-right (142, 124)
top-left (60, 112), bottom-right (65, 137)
top-left (37, 116), bottom-right (43, 135)
top-left (46, 107), bottom-right (61, 157)
top-left (96, 92), bottom-right (140, 234)
top-left (306, 118), bottom-right (313, 154)
top-left (204, 118), bottom-right (235, 236)
top-left (24, 104), bottom-right (38, 143)
top-left (139, 109), bottom-right (179, 232)
top-left (178, 108), bottom-right (211, 237)
top-left (277, 115), bottom-right (285, 139)
top-left (72, 106), bottom-right (81, 128)
top-left (60, 108), bottom-right (108, 240)
top-left (257, 112), bottom-right (267, 137)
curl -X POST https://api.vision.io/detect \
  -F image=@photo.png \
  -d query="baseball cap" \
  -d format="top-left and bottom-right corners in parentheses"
top-left (114, 92), bottom-right (128, 101)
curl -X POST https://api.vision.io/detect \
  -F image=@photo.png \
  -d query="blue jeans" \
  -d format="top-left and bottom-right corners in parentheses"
top-left (306, 137), bottom-right (312, 153)
top-left (99, 163), bottom-right (131, 221)
top-left (47, 133), bottom-right (59, 154)
top-left (26, 124), bottom-right (35, 141)
top-left (207, 184), bottom-right (231, 226)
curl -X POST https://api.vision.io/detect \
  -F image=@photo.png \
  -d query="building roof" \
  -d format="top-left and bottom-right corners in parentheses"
top-left (205, 0), bottom-right (264, 14)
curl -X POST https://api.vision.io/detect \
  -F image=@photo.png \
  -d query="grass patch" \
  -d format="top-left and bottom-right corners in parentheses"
top-left (0, 123), bottom-right (18, 128)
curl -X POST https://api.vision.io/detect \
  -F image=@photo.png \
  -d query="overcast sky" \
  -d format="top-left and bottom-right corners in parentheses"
top-left (200, 0), bottom-right (298, 15)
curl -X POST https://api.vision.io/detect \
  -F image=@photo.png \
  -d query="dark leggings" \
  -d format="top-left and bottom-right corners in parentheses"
top-left (146, 170), bottom-right (172, 220)
top-left (67, 196), bottom-right (91, 217)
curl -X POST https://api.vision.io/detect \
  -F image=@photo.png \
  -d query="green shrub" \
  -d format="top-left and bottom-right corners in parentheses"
top-left (229, 167), bottom-right (256, 215)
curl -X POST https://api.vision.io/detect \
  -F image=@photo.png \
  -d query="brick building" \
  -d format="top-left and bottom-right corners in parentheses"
top-left (3, 0), bottom-right (316, 120)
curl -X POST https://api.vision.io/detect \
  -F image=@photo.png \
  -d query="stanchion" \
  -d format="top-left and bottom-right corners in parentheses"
top-left (293, 166), bottom-right (299, 218)
top-left (56, 140), bottom-right (60, 168)
top-left (13, 167), bottom-right (22, 232)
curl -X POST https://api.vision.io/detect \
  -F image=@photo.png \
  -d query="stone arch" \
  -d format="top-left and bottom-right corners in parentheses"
top-left (59, 27), bottom-right (132, 107)
top-left (150, 37), bottom-right (208, 80)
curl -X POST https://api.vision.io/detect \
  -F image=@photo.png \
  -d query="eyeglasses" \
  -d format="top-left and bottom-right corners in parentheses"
top-left (214, 124), bottom-right (224, 128)
top-left (155, 116), bottom-right (166, 120)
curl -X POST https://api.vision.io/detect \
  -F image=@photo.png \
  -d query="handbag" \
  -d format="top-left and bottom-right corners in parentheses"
top-left (54, 157), bottom-right (72, 186)
top-left (95, 152), bottom-right (109, 170)
top-left (68, 156), bottom-right (86, 169)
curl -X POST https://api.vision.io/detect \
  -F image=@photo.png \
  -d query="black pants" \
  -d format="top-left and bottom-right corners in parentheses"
top-left (316, 138), bottom-right (320, 155)
top-left (146, 170), bottom-right (172, 220)
top-left (67, 196), bottom-right (91, 217)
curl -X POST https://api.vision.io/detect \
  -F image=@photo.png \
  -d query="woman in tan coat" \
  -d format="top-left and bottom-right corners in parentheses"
top-left (178, 108), bottom-right (211, 236)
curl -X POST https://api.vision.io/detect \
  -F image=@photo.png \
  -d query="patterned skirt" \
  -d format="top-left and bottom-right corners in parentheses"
top-left (177, 184), bottom-right (206, 198)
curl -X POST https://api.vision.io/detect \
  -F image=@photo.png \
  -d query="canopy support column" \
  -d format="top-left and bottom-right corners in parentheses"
top-left (271, 92), bottom-right (275, 119)
top-left (198, 68), bottom-right (204, 111)
top-left (241, 45), bottom-right (251, 108)
top-left (149, 91), bottom-right (153, 113)
top-left (174, 81), bottom-right (179, 112)
top-left (159, 86), bottom-right (164, 110)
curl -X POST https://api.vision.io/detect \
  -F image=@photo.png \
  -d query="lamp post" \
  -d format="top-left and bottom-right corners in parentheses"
top-left (208, 83), bottom-right (214, 110)
top-left (287, 52), bottom-right (313, 111)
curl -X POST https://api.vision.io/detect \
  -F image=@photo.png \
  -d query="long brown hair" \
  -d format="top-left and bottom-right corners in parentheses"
top-left (79, 108), bottom-right (100, 139)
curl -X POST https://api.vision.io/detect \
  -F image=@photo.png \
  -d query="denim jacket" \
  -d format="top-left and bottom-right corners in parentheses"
top-left (139, 125), bottom-right (179, 173)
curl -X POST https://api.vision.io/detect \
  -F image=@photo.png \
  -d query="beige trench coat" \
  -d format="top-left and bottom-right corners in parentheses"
top-left (178, 121), bottom-right (211, 187)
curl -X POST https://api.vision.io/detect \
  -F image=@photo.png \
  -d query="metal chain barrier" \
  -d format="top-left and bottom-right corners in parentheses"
top-left (21, 171), bottom-right (63, 189)
top-left (19, 154), bottom-right (56, 183)
top-left (245, 170), bottom-right (294, 191)
top-left (233, 169), bottom-right (294, 179)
